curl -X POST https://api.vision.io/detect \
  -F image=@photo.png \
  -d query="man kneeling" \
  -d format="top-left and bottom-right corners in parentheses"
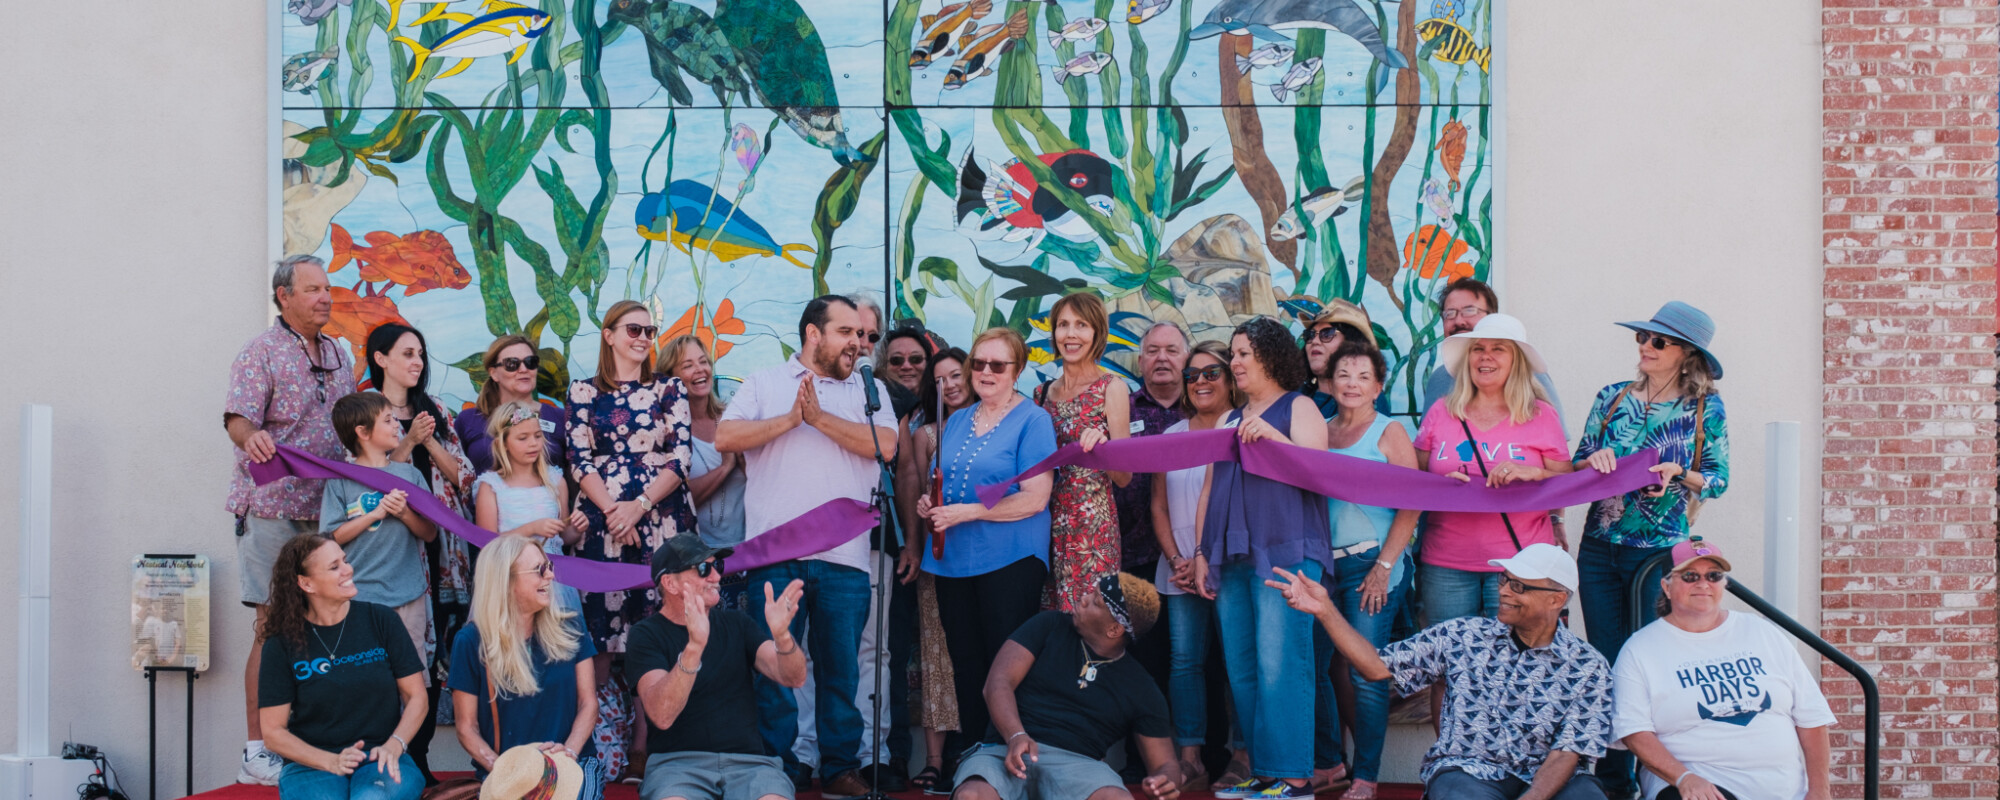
top-left (955, 573), bottom-right (1182, 800)
top-left (628, 534), bottom-right (807, 800)
top-left (1271, 544), bottom-right (1614, 800)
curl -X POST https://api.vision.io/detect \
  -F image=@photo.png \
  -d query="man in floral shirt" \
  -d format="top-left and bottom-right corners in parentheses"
top-left (1272, 543), bottom-right (1614, 800)
top-left (221, 254), bottom-right (356, 785)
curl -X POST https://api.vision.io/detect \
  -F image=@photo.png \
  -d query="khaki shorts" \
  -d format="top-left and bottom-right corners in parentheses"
top-left (390, 595), bottom-right (434, 687)
top-left (639, 752), bottom-right (792, 800)
top-left (235, 516), bottom-right (318, 606)
top-left (954, 742), bottom-right (1124, 800)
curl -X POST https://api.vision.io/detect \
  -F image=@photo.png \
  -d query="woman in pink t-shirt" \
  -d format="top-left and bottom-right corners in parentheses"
top-left (1411, 314), bottom-right (1575, 624)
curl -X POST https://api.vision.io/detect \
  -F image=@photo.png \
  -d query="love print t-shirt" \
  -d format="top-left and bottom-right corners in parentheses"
top-left (1411, 399), bottom-right (1568, 571)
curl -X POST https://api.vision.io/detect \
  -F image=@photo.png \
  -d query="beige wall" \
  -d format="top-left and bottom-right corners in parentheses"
top-left (0, 0), bottom-right (1825, 792)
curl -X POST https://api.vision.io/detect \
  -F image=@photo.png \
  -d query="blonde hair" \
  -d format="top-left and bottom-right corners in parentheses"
top-left (471, 535), bottom-right (581, 697)
top-left (595, 300), bottom-right (656, 393)
top-left (486, 400), bottom-right (560, 498)
top-left (1635, 346), bottom-right (1718, 399)
top-left (1446, 340), bottom-right (1549, 425)
top-left (656, 334), bottom-right (727, 419)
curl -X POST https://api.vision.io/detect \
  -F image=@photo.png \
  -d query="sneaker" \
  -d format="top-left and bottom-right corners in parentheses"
top-left (1215, 778), bottom-right (1274, 799)
top-left (237, 747), bottom-right (283, 786)
top-left (819, 769), bottom-right (872, 800)
top-left (1254, 781), bottom-right (1315, 799)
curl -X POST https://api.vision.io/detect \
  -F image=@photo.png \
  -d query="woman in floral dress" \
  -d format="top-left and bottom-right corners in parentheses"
top-left (1032, 293), bottom-right (1131, 611)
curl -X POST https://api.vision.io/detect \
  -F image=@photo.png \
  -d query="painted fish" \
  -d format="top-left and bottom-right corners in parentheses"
top-left (327, 224), bottom-right (473, 295)
top-left (1431, 0), bottom-right (1462, 20)
top-left (1436, 118), bottom-right (1468, 191)
top-left (393, 6), bottom-right (551, 81)
top-left (1233, 42), bottom-right (1295, 73)
top-left (634, 180), bottom-right (816, 268)
top-left (1189, 0), bottom-right (1410, 70)
top-left (1422, 178), bottom-right (1454, 220)
top-left (713, 0), bottom-right (873, 166)
top-left (1127, 0), bottom-right (1171, 24)
top-left (1052, 52), bottom-right (1114, 85)
top-left (1047, 17), bottom-right (1108, 50)
top-left (1269, 56), bottom-right (1322, 102)
top-left (910, 0), bottom-right (994, 69)
top-left (281, 49), bottom-right (339, 94)
top-left (942, 10), bottom-right (1027, 91)
top-left (1269, 174), bottom-right (1365, 241)
top-left (1417, 18), bottom-right (1489, 73)
top-left (956, 147), bottom-right (1116, 243)
top-left (325, 286), bottom-right (413, 368)
top-left (387, 0), bottom-right (455, 28)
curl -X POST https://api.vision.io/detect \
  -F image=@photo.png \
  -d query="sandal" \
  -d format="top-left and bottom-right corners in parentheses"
top-left (1311, 765), bottom-right (1351, 795)
top-left (912, 765), bottom-right (946, 795)
top-left (1179, 761), bottom-right (1212, 795)
top-left (1338, 779), bottom-right (1378, 800)
top-left (1216, 751), bottom-right (1253, 789)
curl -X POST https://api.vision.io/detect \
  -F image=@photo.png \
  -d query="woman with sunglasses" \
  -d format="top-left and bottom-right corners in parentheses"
top-left (458, 335), bottom-right (568, 475)
top-left (1611, 537), bottom-right (1830, 800)
top-left (917, 328), bottom-right (1058, 787)
top-left (1148, 340), bottom-right (1246, 793)
top-left (1571, 301), bottom-right (1732, 797)
top-left (449, 535), bottom-right (604, 800)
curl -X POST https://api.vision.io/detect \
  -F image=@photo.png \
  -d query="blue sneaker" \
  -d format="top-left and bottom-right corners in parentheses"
top-left (1214, 778), bottom-right (1274, 799)
top-left (1253, 780), bottom-right (1314, 799)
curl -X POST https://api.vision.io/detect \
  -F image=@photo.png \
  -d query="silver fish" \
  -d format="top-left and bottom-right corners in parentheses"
top-left (281, 48), bottom-right (339, 94)
top-left (1052, 51), bottom-right (1114, 85)
top-left (1269, 175), bottom-right (1365, 241)
top-left (1127, 0), bottom-right (1171, 24)
top-left (1047, 17), bottom-right (1108, 49)
top-left (1234, 42), bottom-right (1295, 73)
top-left (1270, 56), bottom-right (1322, 103)
top-left (1423, 178), bottom-right (1455, 220)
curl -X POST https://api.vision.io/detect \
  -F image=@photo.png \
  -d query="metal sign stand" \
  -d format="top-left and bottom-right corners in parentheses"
top-left (143, 666), bottom-right (196, 800)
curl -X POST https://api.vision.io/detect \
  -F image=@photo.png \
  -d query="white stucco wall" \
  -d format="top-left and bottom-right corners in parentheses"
top-left (0, 0), bottom-right (1825, 792)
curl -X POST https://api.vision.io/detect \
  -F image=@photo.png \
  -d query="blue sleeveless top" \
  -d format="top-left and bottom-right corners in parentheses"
top-left (1200, 392), bottom-right (1333, 585)
top-left (1328, 414), bottom-right (1409, 586)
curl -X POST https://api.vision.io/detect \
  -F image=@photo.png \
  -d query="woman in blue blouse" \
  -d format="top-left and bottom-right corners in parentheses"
top-left (1572, 301), bottom-right (1732, 798)
top-left (917, 327), bottom-right (1058, 784)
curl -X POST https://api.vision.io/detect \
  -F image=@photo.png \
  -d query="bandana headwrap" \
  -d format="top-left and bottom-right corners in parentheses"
top-left (1095, 573), bottom-right (1131, 633)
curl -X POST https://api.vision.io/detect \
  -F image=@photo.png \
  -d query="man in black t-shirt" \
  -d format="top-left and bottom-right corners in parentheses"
top-left (953, 573), bottom-right (1183, 800)
top-left (627, 534), bottom-right (808, 800)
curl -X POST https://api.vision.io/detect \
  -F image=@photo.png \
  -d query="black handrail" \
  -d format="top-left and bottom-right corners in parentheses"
top-left (1627, 551), bottom-right (1879, 800)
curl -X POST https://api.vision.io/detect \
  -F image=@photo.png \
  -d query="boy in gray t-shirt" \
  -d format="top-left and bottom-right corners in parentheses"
top-left (320, 393), bottom-right (438, 624)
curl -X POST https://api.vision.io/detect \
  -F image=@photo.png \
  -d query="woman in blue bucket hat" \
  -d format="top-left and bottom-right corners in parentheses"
top-left (1569, 300), bottom-right (1732, 798)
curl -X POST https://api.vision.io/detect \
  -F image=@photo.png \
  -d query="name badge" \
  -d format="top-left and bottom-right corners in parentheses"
top-left (539, 419), bottom-right (556, 434)
top-left (1130, 420), bottom-right (1146, 435)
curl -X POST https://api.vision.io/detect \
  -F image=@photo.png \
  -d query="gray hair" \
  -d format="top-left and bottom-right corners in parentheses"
top-left (1145, 320), bottom-right (1190, 347)
top-left (846, 289), bottom-right (887, 358)
top-left (273, 254), bottom-right (325, 310)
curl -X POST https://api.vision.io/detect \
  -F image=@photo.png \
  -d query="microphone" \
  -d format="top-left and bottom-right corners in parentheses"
top-left (856, 355), bottom-right (882, 414)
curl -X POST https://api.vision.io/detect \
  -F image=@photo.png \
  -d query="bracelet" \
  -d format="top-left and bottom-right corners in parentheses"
top-left (1008, 731), bottom-right (1031, 742)
top-left (1375, 559), bottom-right (1393, 570)
top-left (775, 640), bottom-right (799, 655)
top-left (389, 734), bottom-right (408, 751)
top-left (1674, 771), bottom-right (1695, 788)
top-left (675, 657), bottom-right (700, 675)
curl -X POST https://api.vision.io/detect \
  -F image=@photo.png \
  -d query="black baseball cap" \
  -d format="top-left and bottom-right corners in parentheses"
top-left (649, 533), bottom-right (733, 584)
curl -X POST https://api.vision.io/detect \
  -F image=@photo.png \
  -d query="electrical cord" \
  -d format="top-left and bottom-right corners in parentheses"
top-left (64, 744), bottom-right (127, 800)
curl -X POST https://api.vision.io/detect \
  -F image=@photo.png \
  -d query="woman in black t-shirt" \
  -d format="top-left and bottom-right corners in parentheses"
top-left (257, 534), bottom-right (427, 800)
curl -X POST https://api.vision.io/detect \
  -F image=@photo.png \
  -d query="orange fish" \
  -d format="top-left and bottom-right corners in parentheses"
top-left (659, 299), bottom-right (747, 361)
top-left (328, 223), bottom-right (473, 295)
top-left (1404, 225), bottom-right (1475, 283)
top-left (1435, 119), bottom-right (1468, 192)
top-left (325, 286), bottom-right (412, 372)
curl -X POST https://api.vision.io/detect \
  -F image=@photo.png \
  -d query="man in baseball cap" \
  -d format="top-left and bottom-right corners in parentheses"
top-left (1269, 543), bottom-right (1616, 800)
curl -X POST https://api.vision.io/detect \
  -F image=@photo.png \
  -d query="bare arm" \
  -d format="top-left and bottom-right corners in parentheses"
top-left (1288, 395), bottom-right (1329, 450)
top-left (1799, 725), bottom-right (1831, 799)
top-left (1104, 380), bottom-right (1133, 487)
top-left (1376, 423), bottom-right (1420, 568)
top-left (259, 704), bottom-right (342, 773)
top-left (1518, 750), bottom-right (1582, 800)
top-left (634, 646), bottom-right (705, 731)
top-left (687, 449), bottom-right (736, 507)
top-left (809, 414), bottom-right (901, 461)
top-left (753, 637), bottom-right (808, 688)
top-left (452, 690), bottom-right (497, 772)
top-left (984, 639), bottom-right (1040, 778)
top-left (714, 415), bottom-right (798, 453)
top-left (1136, 735), bottom-right (1186, 800)
top-left (930, 473), bottom-right (1054, 531)
top-left (1150, 472), bottom-right (1179, 561)
top-left (566, 660), bottom-right (599, 757)
top-left (392, 503), bottom-right (437, 543)
top-left (327, 506), bottom-right (388, 546)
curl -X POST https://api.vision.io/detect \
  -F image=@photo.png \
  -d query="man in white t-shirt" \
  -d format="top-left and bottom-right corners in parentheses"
top-left (716, 294), bottom-right (899, 799)
top-left (1610, 537), bottom-right (1835, 800)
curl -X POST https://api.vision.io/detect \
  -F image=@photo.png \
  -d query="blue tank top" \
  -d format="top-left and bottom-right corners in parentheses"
top-left (1200, 392), bottom-right (1333, 584)
top-left (1328, 414), bottom-right (1408, 585)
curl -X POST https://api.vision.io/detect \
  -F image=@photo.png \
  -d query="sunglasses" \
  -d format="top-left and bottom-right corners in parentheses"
top-left (618, 323), bottom-right (660, 340)
top-left (694, 557), bottom-right (725, 578)
top-left (889, 353), bottom-right (927, 368)
top-left (1301, 324), bottom-right (1356, 345)
top-left (1441, 306), bottom-right (1489, 321)
top-left (1500, 577), bottom-right (1566, 595)
top-left (493, 355), bottom-right (541, 373)
top-left (1183, 365), bottom-right (1227, 384)
top-left (967, 358), bottom-right (1015, 374)
top-left (1675, 570), bottom-right (1727, 584)
top-left (1635, 331), bottom-right (1683, 350)
top-left (864, 331), bottom-right (882, 344)
top-left (514, 561), bottom-right (553, 579)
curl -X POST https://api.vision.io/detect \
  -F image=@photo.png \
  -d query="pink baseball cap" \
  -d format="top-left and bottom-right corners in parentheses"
top-left (1669, 536), bottom-right (1732, 573)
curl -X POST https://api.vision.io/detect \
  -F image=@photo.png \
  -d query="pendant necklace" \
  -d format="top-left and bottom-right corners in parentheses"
top-left (1077, 645), bottom-right (1121, 689)
top-left (311, 611), bottom-right (348, 658)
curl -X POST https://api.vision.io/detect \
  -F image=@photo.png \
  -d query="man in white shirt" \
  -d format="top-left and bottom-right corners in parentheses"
top-left (717, 294), bottom-right (899, 799)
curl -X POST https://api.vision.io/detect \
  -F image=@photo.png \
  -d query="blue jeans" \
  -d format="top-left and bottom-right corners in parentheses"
top-left (1323, 549), bottom-right (1403, 782)
top-left (1419, 562), bottom-right (1499, 626)
top-left (1578, 536), bottom-right (1673, 796)
top-left (278, 754), bottom-right (422, 800)
top-left (1215, 560), bottom-right (1318, 781)
top-left (1427, 767), bottom-right (1608, 800)
top-left (1165, 592), bottom-right (1243, 749)
top-left (749, 560), bottom-right (870, 777)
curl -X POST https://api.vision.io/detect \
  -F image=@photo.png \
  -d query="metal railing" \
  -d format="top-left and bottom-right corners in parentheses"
top-left (1629, 551), bottom-right (1880, 800)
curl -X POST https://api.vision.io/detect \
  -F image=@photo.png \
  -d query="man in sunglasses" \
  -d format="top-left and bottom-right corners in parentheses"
top-left (717, 294), bottom-right (900, 798)
top-left (628, 533), bottom-right (809, 800)
top-left (1421, 278), bottom-right (1565, 422)
top-left (221, 254), bottom-right (359, 786)
top-left (1271, 543), bottom-right (1615, 800)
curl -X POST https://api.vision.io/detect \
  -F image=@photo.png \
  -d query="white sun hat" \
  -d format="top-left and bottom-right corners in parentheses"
top-left (1437, 313), bottom-right (1550, 377)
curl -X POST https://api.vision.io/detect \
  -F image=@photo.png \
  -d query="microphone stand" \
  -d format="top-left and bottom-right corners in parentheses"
top-left (861, 384), bottom-right (900, 800)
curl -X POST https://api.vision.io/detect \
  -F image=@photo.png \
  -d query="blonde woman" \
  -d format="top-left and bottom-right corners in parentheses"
top-left (448, 535), bottom-right (602, 800)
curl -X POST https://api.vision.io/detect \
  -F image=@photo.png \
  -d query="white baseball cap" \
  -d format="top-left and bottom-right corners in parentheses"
top-left (1488, 543), bottom-right (1578, 593)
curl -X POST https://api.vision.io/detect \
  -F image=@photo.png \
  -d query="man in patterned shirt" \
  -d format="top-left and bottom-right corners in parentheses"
top-left (1270, 543), bottom-right (1614, 800)
top-left (221, 254), bottom-right (357, 785)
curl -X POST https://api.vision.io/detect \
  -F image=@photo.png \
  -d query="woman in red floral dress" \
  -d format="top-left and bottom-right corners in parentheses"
top-left (1033, 293), bottom-right (1132, 611)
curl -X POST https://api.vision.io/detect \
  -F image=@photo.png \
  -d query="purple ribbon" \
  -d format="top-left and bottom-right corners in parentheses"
top-left (249, 445), bottom-right (877, 592)
top-left (976, 427), bottom-right (1664, 513)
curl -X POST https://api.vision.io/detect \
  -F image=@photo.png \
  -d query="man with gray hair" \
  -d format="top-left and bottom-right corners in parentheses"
top-left (221, 254), bottom-right (357, 785)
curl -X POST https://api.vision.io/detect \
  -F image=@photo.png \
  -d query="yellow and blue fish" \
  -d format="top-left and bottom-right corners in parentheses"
top-left (634, 181), bottom-right (815, 268)
top-left (1416, 18), bottom-right (1489, 73)
top-left (394, 4), bottom-right (551, 82)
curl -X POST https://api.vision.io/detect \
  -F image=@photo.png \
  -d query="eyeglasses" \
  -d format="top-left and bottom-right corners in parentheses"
top-left (1500, 577), bottom-right (1566, 595)
top-left (617, 323), bottom-right (660, 340)
top-left (1675, 570), bottom-right (1727, 584)
top-left (889, 353), bottom-right (927, 368)
top-left (1182, 365), bottom-right (1227, 384)
top-left (1635, 331), bottom-right (1683, 350)
top-left (1441, 307), bottom-right (1489, 321)
top-left (967, 358), bottom-right (1016, 374)
top-left (493, 355), bottom-right (541, 373)
top-left (514, 561), bottom-right (554, 579)
top-left (694, 557), bottom-right (725, 578)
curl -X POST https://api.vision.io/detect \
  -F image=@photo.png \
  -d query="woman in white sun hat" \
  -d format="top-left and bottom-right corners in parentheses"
top-left (1410, 313), bottom-right (1576, 624)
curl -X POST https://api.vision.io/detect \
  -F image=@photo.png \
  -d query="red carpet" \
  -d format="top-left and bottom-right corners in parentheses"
top-left (188, 772), bottom-right (1424, 799)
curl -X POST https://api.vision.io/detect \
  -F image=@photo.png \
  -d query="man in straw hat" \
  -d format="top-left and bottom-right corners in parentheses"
top-left (482, 745), bottom-right (585, 800)
top-left (950, 573), bottom-right (1182, 800)
top-left (626, 534), bottom-right (808, 800)
top-left (1271, 544), bottom-right (1615, 800)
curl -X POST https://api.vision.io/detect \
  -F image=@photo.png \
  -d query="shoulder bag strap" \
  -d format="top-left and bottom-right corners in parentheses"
top-left (487, 671), bottom-right (503, 755)
top-left (1593, 383), bottom-right (1639, 444)
top-left (1456, 417), bottom-right (1523, 551)
top-left (1683, 395), bottom-right (1710, 525)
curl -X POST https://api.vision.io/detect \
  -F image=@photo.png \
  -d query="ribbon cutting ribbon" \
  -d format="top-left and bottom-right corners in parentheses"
top-left (976, 427), bottom-right (1664, 512)
top-left (249, 445), bottom-right (878, 592)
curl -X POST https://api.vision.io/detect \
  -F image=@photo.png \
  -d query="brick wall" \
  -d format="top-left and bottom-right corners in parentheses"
top-left (1822, 1), bottom-right (2000, 796)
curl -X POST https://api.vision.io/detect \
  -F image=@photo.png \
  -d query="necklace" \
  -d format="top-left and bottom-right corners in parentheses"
top-left (1077, 644), bottom-right (1121, 689)
top-left (309, 609), bottom-right (348, 658)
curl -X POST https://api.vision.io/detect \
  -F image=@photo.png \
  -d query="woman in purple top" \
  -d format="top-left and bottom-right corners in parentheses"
top-left (1190, 316), bottom-right (1332, 800)
top-left (456, 335), bottom-right (566, 475)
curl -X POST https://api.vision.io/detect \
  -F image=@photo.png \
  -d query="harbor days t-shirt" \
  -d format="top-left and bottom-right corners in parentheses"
top-left (258, 601), bottom-right (424, 754)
